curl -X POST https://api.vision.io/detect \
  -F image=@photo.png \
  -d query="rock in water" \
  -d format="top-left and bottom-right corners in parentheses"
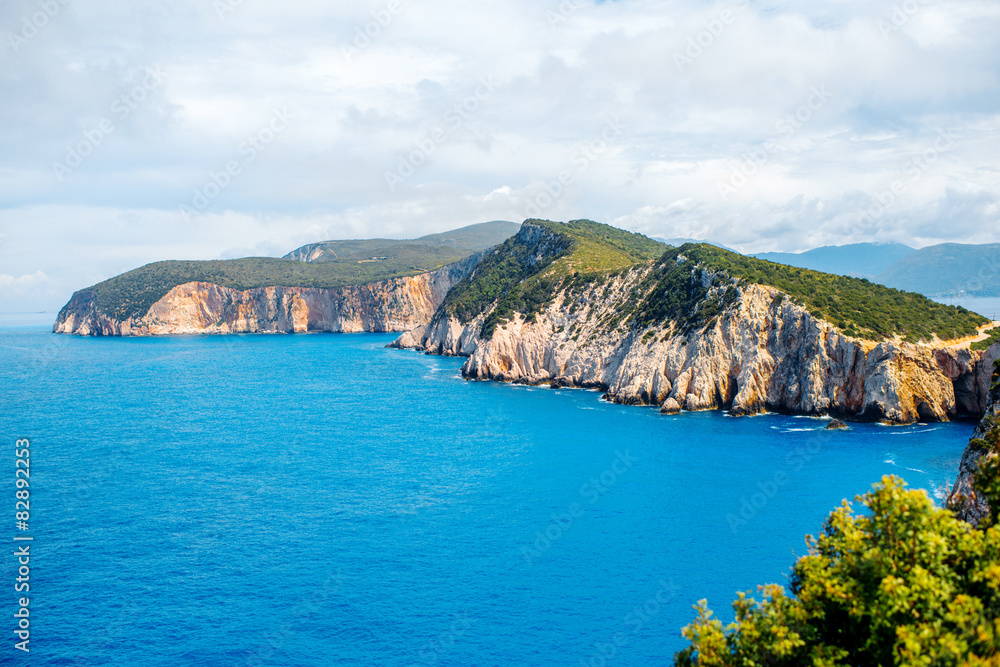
top-left (660, 398), bottom-right (682, 415)
top-left (826, 419), bottom-right (849, 430)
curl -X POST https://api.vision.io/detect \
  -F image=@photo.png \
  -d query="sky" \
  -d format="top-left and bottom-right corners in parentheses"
top-left (1, 0), bottom-right (999, 313)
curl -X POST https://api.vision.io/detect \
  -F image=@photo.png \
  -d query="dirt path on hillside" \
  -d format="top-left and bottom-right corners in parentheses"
top-left (945, 321), bottom-right (1000, 351)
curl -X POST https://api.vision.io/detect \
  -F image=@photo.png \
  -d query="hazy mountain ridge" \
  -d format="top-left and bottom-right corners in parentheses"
top-left (282, 221), bottom-right (520, 263)
top-left (751, 241), bottom-right (1000, 297)
top-left (653, 237), bottom-right (737, 253)
top-left (877, 243), bottom-right (1000, 297)
top-left (753, 242), bottom-right (915, 279)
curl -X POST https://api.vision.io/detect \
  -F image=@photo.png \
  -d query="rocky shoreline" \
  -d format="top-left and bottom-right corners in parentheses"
top-left (948, 360), bottom-right (1000, 525)
top-left (392, 227), bottom-right (1000, 425)
top-left (54, 218), bottom-right (1000, 428)
top-left (53, 253), bottom-right (483, 337)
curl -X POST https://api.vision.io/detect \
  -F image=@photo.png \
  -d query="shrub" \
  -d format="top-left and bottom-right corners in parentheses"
top-left (676, 474), bottom-right (1000, 666)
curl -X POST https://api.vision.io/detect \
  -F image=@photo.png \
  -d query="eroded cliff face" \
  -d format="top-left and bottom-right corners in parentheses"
top-left (948, 357), bottom-right (1000, 526)
top-left (394, 263), bottom-right (996, 424)
top-left (54, 254), bottom-right (481, 336)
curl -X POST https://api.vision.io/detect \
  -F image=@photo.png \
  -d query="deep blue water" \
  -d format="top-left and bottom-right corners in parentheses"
top-left (0, 322), bottom-right (975, 666)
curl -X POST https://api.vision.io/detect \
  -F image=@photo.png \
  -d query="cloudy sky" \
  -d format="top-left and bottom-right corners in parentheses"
top-left (1, 0), bottom-right (999, 313)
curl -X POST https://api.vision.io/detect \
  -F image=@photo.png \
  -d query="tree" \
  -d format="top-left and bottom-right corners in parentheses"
top-left (676, 475), bottom-right (1000, 666)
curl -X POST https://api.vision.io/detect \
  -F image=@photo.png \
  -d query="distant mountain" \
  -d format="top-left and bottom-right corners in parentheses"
top-left (283, 220), bottom-right (520, 263)
top-left (653, 237), bottom-right (737, 253)
top-left (411, 220), bottom-right (522, 250)
top-left (752, 243), bottom-right (915, 279)
top-left (877, 244), bottom-right (1000, 297)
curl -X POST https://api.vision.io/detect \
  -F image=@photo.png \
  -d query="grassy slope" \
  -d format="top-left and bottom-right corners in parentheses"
top-left (443, 220), bottom-right (987, 344)
top-left (540, 219), bottom-right (667, 275)
top-left (442, 219), bottom-right (665, 337)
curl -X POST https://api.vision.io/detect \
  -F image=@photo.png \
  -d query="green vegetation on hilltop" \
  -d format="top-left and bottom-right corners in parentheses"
top-left (442, 223), bottom-right (574, 339)
top-left (637, 244), bottom-right (986, 342)
top-left (409, 220), bottom-right (521, 251)
top-left (675, 475), bottom-right (1000, 666)
top-left (65, 252), bottom-right (464, 321)
top-left (442, 221), bottom-right (984, 343)
top-left (532, 219), bottom-right (667, 276)
top-left (442, 219), bottom-right (665, 338)
top-left (61, 222), bottom-right (523, 322)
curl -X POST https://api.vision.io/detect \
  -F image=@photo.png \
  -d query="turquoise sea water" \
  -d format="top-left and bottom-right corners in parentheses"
top-left (0, 322), bottom-right (975, 666)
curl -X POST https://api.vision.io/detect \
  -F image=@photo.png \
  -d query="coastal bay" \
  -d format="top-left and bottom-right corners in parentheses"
top-left (0, 325), bottom-right (973, 665)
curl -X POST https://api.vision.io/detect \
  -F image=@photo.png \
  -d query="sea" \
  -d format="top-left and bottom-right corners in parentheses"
top-left (0, 314), bottom-right (977, 666)
top-left (932, 296), bottom-right (1000, 321)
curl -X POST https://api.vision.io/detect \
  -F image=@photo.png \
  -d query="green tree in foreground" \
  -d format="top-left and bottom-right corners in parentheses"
top-left (676, 474), bottom-right (1000, 666)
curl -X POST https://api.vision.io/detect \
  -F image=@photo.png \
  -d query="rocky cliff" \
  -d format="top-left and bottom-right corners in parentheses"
top-left (54, 254), bottom-right (481, 336)
top-left (393, 222), bottom-right (996, 424)
top-left (948, 357), bottom-right (1000, 526)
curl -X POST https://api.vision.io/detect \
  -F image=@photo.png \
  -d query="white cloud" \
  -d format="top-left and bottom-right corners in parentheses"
top-left (0, 0), bottom-right (999, 311)
top-left (0, 270), bottom-right (48, 289)
top-left (0, 270), bottom-right (53, 313)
